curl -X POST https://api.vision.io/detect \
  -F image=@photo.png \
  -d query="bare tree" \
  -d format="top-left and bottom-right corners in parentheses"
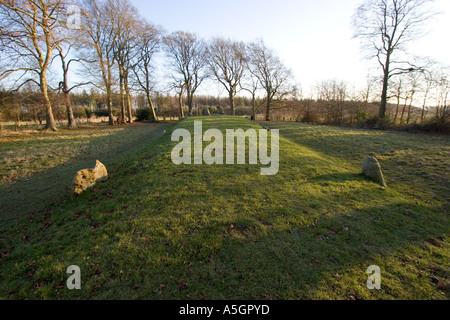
top-left (207, 37), bottom-right (247, 115)
top-left (56, 44), bottom-right (91, 128)
top-left (240, 71), bottom-right (263, 121)
top-left (353, 0), bottom-right (437, 119)
top-left (399, 78), bottom-right (411, 124)
top-left (360, 75), bottom-right (379, 113)
top-left (0, 0), bottom-right (70, 131)
top-left (390, 77), bottom-right (405, 124)
top-left (111, 0), bottom-right (141, 124)
top-left (420, 68), bottom-right (433, 122)
top-left (405, 71), bottom-right (422, 124)
top-left (315, 79), bottom-right (348, 124)
top-left (166, 80), bottom-right (186, 119)
top-left (131, 22), bottom-right (160, 122)
top-left (247, 40), bottom-right (293, 121)
top-left (176, 82), bottom-right (185, 119)
top-left (80, 0), bottom-right (118, 125)
top-left (433, 68), bottom-right (449, 119)
top-left (163, 31), bottom-right (208, 116)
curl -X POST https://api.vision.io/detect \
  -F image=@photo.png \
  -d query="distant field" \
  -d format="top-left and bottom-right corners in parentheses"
top-left (0, 117), bottom-right (448, 300)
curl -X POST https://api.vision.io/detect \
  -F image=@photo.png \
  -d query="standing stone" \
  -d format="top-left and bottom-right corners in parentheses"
top-left (362, 157), bottom-right (387, 187)
top-left (73, 160), bottom-right (108, 195)
top-left (202, 108), bottom-right (211, 116)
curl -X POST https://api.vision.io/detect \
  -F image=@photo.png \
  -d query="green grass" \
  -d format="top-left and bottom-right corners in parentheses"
top-left (0, 117), bottom-right (448, 300)
top-left (0, 122), bottom-right (172, 222)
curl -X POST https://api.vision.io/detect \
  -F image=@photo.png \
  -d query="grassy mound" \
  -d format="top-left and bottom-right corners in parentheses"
top-left (0, 117), bottom-right (448, 300)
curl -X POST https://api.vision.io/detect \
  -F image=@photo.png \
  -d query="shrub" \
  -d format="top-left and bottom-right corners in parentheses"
top-left (136, 108), bottom-right (155, 122)
top-left (359, 116), bottom-right (393, 130)
top-left (404, 123), bottom-right (423, 133)
top-left (235, 106), bottom-right (251, 116)
top-left (94, 109), bottom-right (109, 118)
top-left (300, 112), bottom-right (319, 124)
top-left (355, 110), bottom-right (369, 122)
top-left (72, 106), bottom-right (87, 119)
top-left (85, 108), bottom-right (92, 119)
top-left (420, 116), bottom-right (450, 133)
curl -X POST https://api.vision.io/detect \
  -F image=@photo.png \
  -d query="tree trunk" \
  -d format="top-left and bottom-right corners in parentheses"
top-left (146, 93), bottom-right (157, 122)
top-left (125, 86), bottom-right (133, 124)
top-left (65, 92), bottom-right (76, 128)
top-left (178, 87), bottom-right (185, 119)
top-left (126, 91), bottom-right (133, 123)
top-left (106, 85), bottom-right (114, 125)
top-left (380, 54), bottom-right (391, 119)
top-left (44, 97), bottom-right (57, 131)
top-left (421, 86), bottom-right (430, 123)
top-left (187, 91), bottom-right (193, 116)
top-left (229, 90), bottom-right (235, 116)
top-left (119, 70), bottom-right (126, 123)
top-left (252, 95), bottom-right (257, 120)
top-left (41, 72), bottom-right (57, 131)
top-left (394, 96), bottom-right (401, 124)
top-left (406, 93), bottom-right (415, 125)
top-left (265, 96), bottom-right (271, 121)
top-left (59, 50), bottom-right (76, 128)
top-left (400, 98), bottom-right (408, 124)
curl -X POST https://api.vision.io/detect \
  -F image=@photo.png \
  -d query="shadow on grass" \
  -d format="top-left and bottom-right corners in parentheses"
top-left (188, 202), bottom-right (448, 300)
top-left (0, 123), bottom-right (174, 223)
top-left (269, 122), bottom-right (449, 161)
top-left (269, 122), bottom-right (450, 202)
top-left (0, 117), bottom-right (448, 300)
top-left (13, 198), bottom-right (446, 300)
top-left (309, 172), bottom-right (366, 183)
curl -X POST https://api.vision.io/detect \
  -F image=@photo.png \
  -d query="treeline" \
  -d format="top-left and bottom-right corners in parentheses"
top-left (0, 0), bottom-right (449, 132)
top-left (1, 77), bottom-right (448, 132)
top-left (0, 0), bottom-right (294, 130)
top-left (0, 88), bottom-right (265, 124)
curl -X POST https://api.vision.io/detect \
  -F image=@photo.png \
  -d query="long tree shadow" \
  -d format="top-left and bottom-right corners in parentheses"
top-left (189, 201), bottom-right (448, 300)
top-left (126, 193), bottom-right (448, 300)
top-left (269, 122), bottom-right (450, 203)
top-left (18, 197), bottom-right (446, 299)
top-left (308, 172), bottom-right (367, 183)
top-left (0, 117), bottom-right (448, 300)
top-left (0, 122), bottom-right (174, 222)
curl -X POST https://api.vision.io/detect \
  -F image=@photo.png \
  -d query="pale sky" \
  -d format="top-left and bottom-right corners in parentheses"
top-left (131, 0), bottom-right (450, 96)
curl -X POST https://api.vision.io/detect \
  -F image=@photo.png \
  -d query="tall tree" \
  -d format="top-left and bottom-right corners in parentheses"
top-left (405, 71), bottom-right (421, 124)
top-left (353, 0), bottom-right (437, 119)
top-left (315, 79), bottom-right (348, 124)
top-left (419, 65), bottom-right (435, 122)
top-left (80, 0), bottom-right (118, 125)
top-left (111, 0), bottom-right (141, 124)
top-left (247, 40), bottom-right (293, 121)
top-left (207, 38), bottom-right (247, 115)
top-left (360, 75), bottom-right (379, 113)
top-left (390, 77), bottom-right (405, 124)
top-left (0, 0), bottom-right (69, 131)
top-left (434, 68), bottom-right (449, 120)
top-left (163, 31), bottom-right (208, 116)
top-left (56, 44), bottom-right (91, 128)
top-left (131, 22), bottom-right (160, 122)
top-left (175, 82), bottom-right (185, 119)
top-left (240, 72), bottom-right (262, 121)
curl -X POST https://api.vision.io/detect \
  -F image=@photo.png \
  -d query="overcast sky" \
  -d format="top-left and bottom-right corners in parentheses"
top-left (131, 0), bottom-right (450, 96)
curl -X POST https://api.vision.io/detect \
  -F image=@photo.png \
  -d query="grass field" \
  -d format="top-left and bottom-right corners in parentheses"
top-left (0, 117), bottom-right (448, 300)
